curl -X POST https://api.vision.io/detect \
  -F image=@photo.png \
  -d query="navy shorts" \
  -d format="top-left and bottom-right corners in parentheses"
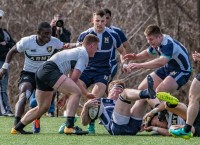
top-left (109, 118), bottom-right (142, 135)
top-left (80, 68), bottom-right (110, 88)
top-left (18, 71), bottom-right (36, 89)
top-left (36, 61), bottom-right (62, 91)
top-left (155, 67), bottom-right (191, 89)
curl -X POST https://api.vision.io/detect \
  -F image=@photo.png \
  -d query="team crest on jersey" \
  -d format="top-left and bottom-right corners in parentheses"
top-left (47, 46), bottom-right (52, 52)
top-left (104, 37), bottom-right (109, 43)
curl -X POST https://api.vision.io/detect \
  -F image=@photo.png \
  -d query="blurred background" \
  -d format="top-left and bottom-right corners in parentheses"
top-left (0, 0), bottom-right (199, 114)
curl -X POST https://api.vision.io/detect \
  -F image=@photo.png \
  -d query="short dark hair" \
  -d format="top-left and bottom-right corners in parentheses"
top-left (37, 22), bottom-right (51, 32)
top-left (144, 24), bottom-right (162, 36)
top-left (103, 8), bottom-right (111, 16)
top-left (93, 9), bottom-right (106, 17)
top-left (83, 34), bottom-right (99, 45)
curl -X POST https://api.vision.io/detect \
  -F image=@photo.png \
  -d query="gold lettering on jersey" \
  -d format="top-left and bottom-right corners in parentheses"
top-left (47, 46), bottom-right (53, 52)
top-left (104, 37), bottom-right (109, 43)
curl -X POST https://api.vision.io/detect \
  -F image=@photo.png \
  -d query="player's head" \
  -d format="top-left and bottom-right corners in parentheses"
top-left (149, 115), bottom-right (168, 129)
top-left (103, 8), bottom-right (112, 27)
top-left (92, 10), bottom-right (106, 33)
top-left (108, 80), bottom-right (125, 100)
top-left (144, 24), bottom-right (163, 48)
top-left (37, 22), bottom-right (52, 44)
top-left (83, 34), bottom-right (99, 57)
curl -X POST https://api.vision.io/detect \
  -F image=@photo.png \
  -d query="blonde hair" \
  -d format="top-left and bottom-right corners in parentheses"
top-left (108, 80), bottom-right (125, 91)
top-left (144, 24), bottom-right (162, 36)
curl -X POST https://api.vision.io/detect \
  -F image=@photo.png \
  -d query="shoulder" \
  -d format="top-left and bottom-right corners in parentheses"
top-left (161, 35), bottom-right (174, 46)
top-left (19, 35), bottom-right (36, 43)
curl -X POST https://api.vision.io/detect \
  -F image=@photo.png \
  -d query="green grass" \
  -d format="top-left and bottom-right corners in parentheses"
top-left (0, 116), bottom-right (199, 145)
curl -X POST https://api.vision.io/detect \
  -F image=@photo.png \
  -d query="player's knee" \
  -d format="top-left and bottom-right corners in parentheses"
top-left (189, 94), bottom-right (200, 103)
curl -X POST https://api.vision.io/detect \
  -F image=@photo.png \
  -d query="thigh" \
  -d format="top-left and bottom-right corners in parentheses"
top-left (156, 76), bottom-right (178, 93)
top-left (35, 89), bottom-right (53, 108)
top-left (92, 82), bottom-right (107, 98)
top-left (138, 72), bottom-right (162, 90)
top-left (56, 76), bottom-right (81, 95)
top-left (169, 71), bottom-right (191, 89)
top-left (189, 77), bottom-right (200, 101)
top-left (79, 70), bottom-right (93, 88)
top-left (18, 71), bottom-right (36, 92)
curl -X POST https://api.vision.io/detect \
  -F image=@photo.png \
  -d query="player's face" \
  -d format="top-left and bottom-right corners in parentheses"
top-left (105, 13), bottom-right (112, 27)
top-left (151, 115), bottom-right (168, 128)
top-left (88, 42), bottom-right (98, 57)
top-left (108, 87), bottom-right (124, 100)
top-left (38, 27), bottom-right (52, 44)
top-left (93, 14), bottom-right (106, 33)
top-left (146, 34), bottom-right (162, 48)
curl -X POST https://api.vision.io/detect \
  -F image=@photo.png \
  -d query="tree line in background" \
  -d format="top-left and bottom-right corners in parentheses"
top-left (0, 0), bottom-right (199, 110)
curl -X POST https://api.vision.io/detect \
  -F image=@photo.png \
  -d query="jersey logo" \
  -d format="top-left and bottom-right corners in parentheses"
top-left (30, 49), bottom-right (36, 52)
top-left (47, 46), bottom-right (53, 52)
top-left (104, 37), bottom-right (109, 43)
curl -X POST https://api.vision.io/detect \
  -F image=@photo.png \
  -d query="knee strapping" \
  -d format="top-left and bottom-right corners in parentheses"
top-left (25, 90), bottom-right (32, 99)
top-left (119, 94), bottom-right (131, 104)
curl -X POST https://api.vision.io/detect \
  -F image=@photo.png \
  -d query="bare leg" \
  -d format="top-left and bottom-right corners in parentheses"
top-left (92, 82), bottom-right (107, 98)
top-left (186, 78), bottom-right (200, 126)
top-left (21, 90), bottom-right (53, 125)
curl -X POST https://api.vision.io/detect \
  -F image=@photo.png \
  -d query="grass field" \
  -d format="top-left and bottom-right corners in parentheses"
top-left (0, 116), bottom-right (199, 145)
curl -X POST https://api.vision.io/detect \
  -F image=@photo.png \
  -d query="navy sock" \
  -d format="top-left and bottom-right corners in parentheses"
top-left (139, 89), bottom-right (150, 99)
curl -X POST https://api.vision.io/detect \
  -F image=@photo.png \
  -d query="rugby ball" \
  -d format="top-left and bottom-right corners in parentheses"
top-left (88, 101), bottom-right (104, 120)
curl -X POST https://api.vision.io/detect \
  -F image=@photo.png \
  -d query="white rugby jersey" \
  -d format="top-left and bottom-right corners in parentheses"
top-left (48, 46), bottom-right (89, 74)
top-left (16, 35), bottom-right (63, 73)
top-left (166, 112), bottom-right (185, 129)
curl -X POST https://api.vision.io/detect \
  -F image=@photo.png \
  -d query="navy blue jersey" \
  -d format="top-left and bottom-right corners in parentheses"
top-left (109, 25), bottom-right (127, 66)
top-left (148, 35), bottom-right (191, 72)
top-left (78, 27), bottom-right (122, 70)
top-left (99, 98), bottom-right (142, 135)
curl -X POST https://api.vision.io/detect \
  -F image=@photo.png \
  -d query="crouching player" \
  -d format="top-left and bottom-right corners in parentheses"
top-left (81, 75), bottom-right (156, 135)
top-left (12, 34), bottom-right (99, 134)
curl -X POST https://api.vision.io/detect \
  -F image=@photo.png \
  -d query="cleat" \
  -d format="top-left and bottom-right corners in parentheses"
top-left (156, 92), bottom-right (179, 105)
top-left (147, 75), bottom-right (156, 99)
top-left (169, 128), bottom-right (193, 139)
top-left (58, 123), bottom-right (66, 134)
top-left (11, 128), bottom-right (33, 134)
top-left (58, 118), bottom-right (77, 134)
top-left (32, 119), bottom-right (40, 133)
top-left (11, 128), bottom-right (17, 134)
top-left (87, 122), bottom-right (95, 134)
top-left (64, 126), bottom-right (88, 135)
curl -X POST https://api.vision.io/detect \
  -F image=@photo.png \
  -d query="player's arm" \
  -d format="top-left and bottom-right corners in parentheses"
top-left (0, 45), bottom-right (18, 79)
top-left (81, 99), bottom-right (100, 125)
top-left (128, 56), bottom-right (169, 70)
top-left (144, 126), bottom-right (171, 136)
top-left (124, 49), bottom-right (152, 61)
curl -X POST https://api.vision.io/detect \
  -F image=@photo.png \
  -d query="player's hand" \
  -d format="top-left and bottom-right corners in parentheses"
top-left (86, 93), bottom-right (96, 99)
top-left (144, 126), bottom-right (154, 132)
top-left (121, 63), bottom-right (131, 73)
top-left (0, 68), bottom-right (7, 80)
top-left (57, 95), bottom-right (68, 109)
top-left (123, 53), bottom-right (137, 61)
top-left (143, 111), bottom-right (154, 121)
top-left (192, 51), bottom-right (200, 62)
top-left (127, 63), bottom-right (141, 70)
top-left (84, 98), bottom-right (100, 109)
